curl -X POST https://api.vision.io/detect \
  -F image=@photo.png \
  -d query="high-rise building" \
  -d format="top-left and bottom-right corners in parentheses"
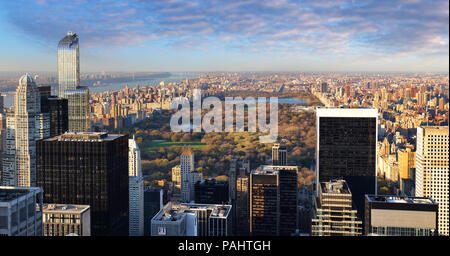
top-left (151, 203), bottom-right (232, 236)
top-left (15, 74), bottom-right (41, 187)
top-left (58, 31), bottom-right (80, 98)
top-left (398, 148), bottom-right (416, 180)
top-left (194, 179), bottom-right (229, 204)
top-left (0, 186), bottom-right (43, 236)
top-left (40, 96), bottom-right (68, 137)
top-left (1, 113), bottom-right (15, 186)
top-left (144, 187), bottom-right (163, 236)
top-left (316, 108), bottom-right (377, 226)
top-left (415, 126), bottom-right (449, 236)
top-left (171, 165), bottom-right (181, 191)
top-left (42, 204), bottom-right (91, 236)
top-left (250, 165), bottom-right (298, 236)
top-left (272, 143), bottom-right (287, 166)
top-left (236, 170), bottom-right (249, 236)
top-left (36, 132), bottom-right (129, 236)
top-left (65, 87), bottom-right (90, 132)
top-left (180, 146), bottom-right (202, 202)
top-left (128, 137), bottom-right (144, 236)
top-left (311, 180), bottom-right (362, 236)
top-left (365, 195), bottom-right (438, 236)
top-left (320, 82), bottom-right (328, 93)
top-left (58, 32), bottom-right (89, 132)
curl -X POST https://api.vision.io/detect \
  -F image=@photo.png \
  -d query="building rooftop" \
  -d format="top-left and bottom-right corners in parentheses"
top-left (252, 165), bottom-right (298, 175)
top-left (321, 179), bottom-right (351, 194)
top-left (153, 203), bottom-right (231, 222)
top-left (42, 132), bottom-right (124, 142)
top-left (366, 195), bottom-right (437, 205)
top-left (42, 203), bottom-right (90, 214)
top-left (0, 186), bottom-right (41, 203)
top-left (316, 107), bottom-right (378, 118)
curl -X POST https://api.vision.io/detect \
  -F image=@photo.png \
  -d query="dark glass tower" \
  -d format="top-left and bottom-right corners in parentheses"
top-left (194, 179), bottom-right (229, 204)
top-left (250, 165), bottom-right (298, 236)
top-left (39, 91), bottom-right (68, 138)
top-left (250, 169), bottom-right (279, 236)
top-left (316, 108), bottom-right (377, 226)
top-left (36, 132), bottom-right (129, 236)
top-left (272, 143), bottom-right (287, 166)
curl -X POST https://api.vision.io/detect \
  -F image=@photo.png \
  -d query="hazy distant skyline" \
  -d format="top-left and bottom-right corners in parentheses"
top-left (0, 0), bottom-right (448, 73)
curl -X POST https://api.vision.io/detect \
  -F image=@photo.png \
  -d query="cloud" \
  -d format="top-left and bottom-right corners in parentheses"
top-left (1, 0), bottom-right (448, 59)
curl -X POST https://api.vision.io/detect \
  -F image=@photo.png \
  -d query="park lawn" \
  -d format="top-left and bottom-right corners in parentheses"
top-left (146, 140), bottom-right (207, 149)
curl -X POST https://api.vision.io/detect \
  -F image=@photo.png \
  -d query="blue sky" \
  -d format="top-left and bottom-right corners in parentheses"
top-left (0, 0), bottom-right (448, 72)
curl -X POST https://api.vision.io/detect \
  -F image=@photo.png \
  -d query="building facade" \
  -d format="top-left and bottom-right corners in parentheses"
top-left (272, 143), bottom-right (287, 166)
top-left (151, 203), bottom-right (232, 236)
top-left (36, 132), bottom-right (129, 236)
top-left (250, 165), bottom-right (298, 236)
top-left (42, 203), bottom-right (90, 236)
top-left (15, 74), bottom-right (41, 187)
top-left (58, 32), bottom-right (89, 132)
top-left (194, 179), bottom-right (229, 204)
top-left (128, 137), bottom-right (144, 236)
top-left (365, 195), bottom-right (438, 236)
top-left (316, 108), bottom-right (378, 226)
top-left (0, 186), bottom-right (43, 236)
top-left (415, 126), bottom-right (449, 236)
top-left (312, 180), bottom-right (362, 236)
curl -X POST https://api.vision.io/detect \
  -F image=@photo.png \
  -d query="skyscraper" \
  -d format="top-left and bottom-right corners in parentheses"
top-left (58, 31), bottom-right (79, 98)
top-left (364, 195), bottom-right (438, 236)
top-left (129, 137), bottom-right (144, 236)
top-left (272, 143), bottom-right (287, 166)
top-left (312, 180), bottom-right (362, 236)
top-left (144, 187), bottom-right (163, 236)
top-left (415, 126), bottom-right (449, 236)
top-left (65, 87), bottom-right (90, 132)
top-left (1, 113), bottom-right (15, 186)
top-left (180, 146), bottom-right (202, 202)
top-left (36, 132), bottom-right (129, 236)
top-left (316, 108), bottom-right (378, 226)
top-left (15, 74), bottom-right (41, 187)
top-left (58, 32), bottom-right (89, 132)
top-left (250, 165), bottom-right (298, 236)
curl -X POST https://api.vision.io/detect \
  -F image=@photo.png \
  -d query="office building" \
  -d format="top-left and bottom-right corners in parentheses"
top-left (171, 165), bottom-right (181, 191)
top-left (272, 143), bottom-right (287, 166)
top-left (36, 132), bottom-right (129, 236)
top-left (15, 74), bottom-right (41, 187)
top-left (58, 32), bottom-right (89, 132)
top-left (194, 179), bottom-right (229, 204)
top-left (144, 187), bottom-right (163, 236)
top-left (180, 146), bottom-right (202, 202)
top-left (66, 87), bottom-right (90, 132)
top-left (250, 165), bottom-right (298, 236)
top-left (151, 203), bottom-right (232, 236)
top-left (41, 96), bottom-right (68, 137)
top-left (311, 180), bottom-right (362, 236)
top-left (0, 186), bottom-right (43, 236)
top-left (365, 195), bottom-right (438, 236)
top-left (128, 137), bottom-right (144, 236)
top-left (1, 113), bottom-right (15, 186)
top-left (58, 31), bottom-right (80, 98)
top-left (415, 126), bottom-right (449, 236)
top-left (236, 170), bottom-right (249, 235)
top-left (316, 108), bottom-right (377, 226)
top-left (42, 203), bottom-right (90, 236)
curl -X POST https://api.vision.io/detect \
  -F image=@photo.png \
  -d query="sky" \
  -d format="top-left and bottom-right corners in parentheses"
top-left (0, 0), bottom-right (448, 73)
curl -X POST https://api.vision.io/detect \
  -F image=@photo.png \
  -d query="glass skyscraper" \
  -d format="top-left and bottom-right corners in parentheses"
top-left (57, 31), bottom-right (89, 132)
top-left (57, 31), bottom-right (79, 98)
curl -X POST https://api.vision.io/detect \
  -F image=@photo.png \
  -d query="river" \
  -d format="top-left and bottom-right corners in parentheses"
top-left (3, 72), bottom-right (198, 107)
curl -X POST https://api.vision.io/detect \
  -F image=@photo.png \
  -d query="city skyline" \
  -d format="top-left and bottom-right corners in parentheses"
top-left (0, 0), bottom-right (448, 73)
